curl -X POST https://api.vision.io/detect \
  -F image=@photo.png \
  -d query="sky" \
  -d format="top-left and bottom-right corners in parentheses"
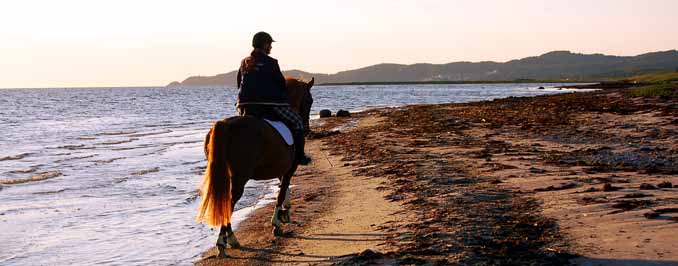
top-left (0, 0), bottom-right (677, 88)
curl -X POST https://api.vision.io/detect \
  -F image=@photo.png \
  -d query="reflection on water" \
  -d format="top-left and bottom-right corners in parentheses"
top-left (0, 84), bottom-right (588, 265)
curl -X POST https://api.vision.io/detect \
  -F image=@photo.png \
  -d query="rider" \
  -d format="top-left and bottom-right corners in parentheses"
top-left (236, 31), bottom-right (311, 165)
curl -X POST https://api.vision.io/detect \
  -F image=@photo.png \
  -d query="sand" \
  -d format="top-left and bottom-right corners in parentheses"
top-left (195, 137), bottom-right (403, 266)
top-left (196, 88), bottom-right (678, 265)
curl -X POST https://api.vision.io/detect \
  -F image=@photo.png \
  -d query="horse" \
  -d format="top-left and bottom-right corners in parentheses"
top-left (197, 77), bottom-right (314, 258)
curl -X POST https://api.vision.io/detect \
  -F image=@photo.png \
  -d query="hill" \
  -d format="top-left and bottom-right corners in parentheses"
top-left (167, 50), bottom-right (678, 87)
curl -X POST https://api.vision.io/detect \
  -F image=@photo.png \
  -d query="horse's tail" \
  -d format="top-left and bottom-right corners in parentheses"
top-left (197, 120), bottom-right (233, 227)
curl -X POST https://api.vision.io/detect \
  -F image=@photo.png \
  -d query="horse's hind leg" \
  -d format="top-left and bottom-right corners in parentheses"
top-left (226, 179), bottom-right (245, 249)
top-left (215, 177), bottom-right (247, 258)
top-left (216, 224), bottom-right (241, 258)
top-left (216, 226), bottom-right (228, 258)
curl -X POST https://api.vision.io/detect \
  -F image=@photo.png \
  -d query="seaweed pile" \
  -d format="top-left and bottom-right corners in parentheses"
top-left (317, 88), bottom-right (676, 265)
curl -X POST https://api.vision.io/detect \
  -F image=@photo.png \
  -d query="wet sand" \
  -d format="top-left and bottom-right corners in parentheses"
top-left (196, 88), bottom-right (678, 265)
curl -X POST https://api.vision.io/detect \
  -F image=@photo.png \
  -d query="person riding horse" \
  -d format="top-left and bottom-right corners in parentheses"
top-left (198, 33), bottom-right (314, 257)
top-left (236, 31), bottom-right (311, 165)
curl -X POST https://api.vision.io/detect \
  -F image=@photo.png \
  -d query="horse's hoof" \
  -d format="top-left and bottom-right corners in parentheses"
top-left (216, 245), bottom-right (228, 258)
top-left (227, 235), bottom-right (241, 249)
top-left (273, 226), bottom-right (283, 236)
top-left (280, 209), bottom-right (290, 223)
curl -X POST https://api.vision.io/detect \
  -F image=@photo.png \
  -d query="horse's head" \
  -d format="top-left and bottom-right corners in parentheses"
top-left (285, 77), bottom-right (314, 124)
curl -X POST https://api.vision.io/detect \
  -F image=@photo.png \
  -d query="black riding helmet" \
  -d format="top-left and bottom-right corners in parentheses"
top-left (252, 31), bottom-right (275, 48)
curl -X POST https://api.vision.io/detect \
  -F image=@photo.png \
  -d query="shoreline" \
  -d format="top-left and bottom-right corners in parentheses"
top-left (0, 81), bottom-right (592, 91)
top-left (316, 80), bottom-right (597, 86)
top-left (196, 87), bottom-right (677, 265)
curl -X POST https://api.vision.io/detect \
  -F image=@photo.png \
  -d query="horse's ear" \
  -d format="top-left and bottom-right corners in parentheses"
top-left (307, 77), bottom-right (315, 88)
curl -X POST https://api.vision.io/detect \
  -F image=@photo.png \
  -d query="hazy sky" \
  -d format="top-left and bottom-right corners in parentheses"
top-left (1, 0), bottom-right (677, 88)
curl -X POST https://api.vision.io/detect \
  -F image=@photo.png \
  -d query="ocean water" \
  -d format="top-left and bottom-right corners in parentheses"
top-left (0, 83), bottom-right (590, 265)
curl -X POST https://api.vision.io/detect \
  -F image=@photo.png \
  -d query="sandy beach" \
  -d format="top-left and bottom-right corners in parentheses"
top-left (195, 87), bottom-right (677, 265)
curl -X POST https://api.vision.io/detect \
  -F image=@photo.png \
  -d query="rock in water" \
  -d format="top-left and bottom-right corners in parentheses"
top-left (336, 109), bottom-right (351, 117)
top-left (319, 109), bottom-right (332, 118)
top-left (640, 183), bottom-right (657, 190)
top-left (538, 86), bottom-right (546, 90)
top-left (657, 181), bottom-right (673, 188)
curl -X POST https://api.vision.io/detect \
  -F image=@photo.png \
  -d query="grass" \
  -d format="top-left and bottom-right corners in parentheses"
top-left (626, 72), bottom-right (678, 84)
top-left (618, 72), bottom-right (678, 97)
top-left (630, 83), bottom-right (678, 98)
top-left (317, 79), bottom-right (594, 86)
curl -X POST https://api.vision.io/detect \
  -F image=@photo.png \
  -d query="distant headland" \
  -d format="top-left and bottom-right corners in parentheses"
top-left (167, 50), bottom-right (678, 87)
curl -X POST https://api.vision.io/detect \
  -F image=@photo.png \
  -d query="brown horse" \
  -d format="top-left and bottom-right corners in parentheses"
top-left (197, 77), bottom-right (314, 258)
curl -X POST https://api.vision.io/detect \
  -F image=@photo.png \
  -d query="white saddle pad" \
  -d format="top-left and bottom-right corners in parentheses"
top-left (264, 119), bottom-right (294, 146)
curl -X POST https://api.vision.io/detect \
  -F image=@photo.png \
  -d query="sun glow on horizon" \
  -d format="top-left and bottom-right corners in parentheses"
top-left (1, 0), bottom-right (677, 88)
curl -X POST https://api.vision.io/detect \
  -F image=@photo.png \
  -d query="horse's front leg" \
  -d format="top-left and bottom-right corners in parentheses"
top-left (283, 185), bottom-right (292, 210)
top-left (277, 180), bottom-right (291, 224)
top-left (272, 169), bottom-right (295, 236)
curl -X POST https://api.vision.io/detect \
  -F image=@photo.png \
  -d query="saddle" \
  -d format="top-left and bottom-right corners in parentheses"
top-left (239, 105), bottom-right (294, 146)
top-left (264, 119), bottom-right (294, 146)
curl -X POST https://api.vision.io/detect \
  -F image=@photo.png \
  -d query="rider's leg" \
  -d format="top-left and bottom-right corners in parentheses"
top-left (271, 106), bottom-right (311, 165)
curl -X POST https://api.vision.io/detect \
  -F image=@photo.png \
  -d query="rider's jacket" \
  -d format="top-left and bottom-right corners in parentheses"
top-left (236, 50), bottom-right (289, 106)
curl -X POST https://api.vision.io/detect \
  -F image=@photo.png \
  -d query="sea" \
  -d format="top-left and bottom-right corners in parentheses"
top-left (0, 83), bottom-right (591, 265)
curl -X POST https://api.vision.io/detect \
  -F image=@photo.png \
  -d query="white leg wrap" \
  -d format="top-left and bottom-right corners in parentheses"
top-left (283, 188), bottom-right (292, 209)
top-left (271, 206), bottom-right (283, 227)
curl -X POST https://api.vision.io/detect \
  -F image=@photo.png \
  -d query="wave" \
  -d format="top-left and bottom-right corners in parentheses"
top-left (97, 138), bottom-right (138, 145)
top-left (181, 160), bottom-right (203, 165)
top-left (140, 147), bottom-right (170, 156)
top-left (0, 152), bottom-right (33, 161)
top-left (0, 171), bottom-right (62, 185)
top-left (54, 154), bottom-right (97, 163)
top-left (131, 167), bottom-right (160, 176)
top-left (192, 165), bottom-right (206, 175)
top-left (167, 140), bottom-right (203, 145)
top-left (126, 130), bottom-right (172, 138)
top-left (8, 165), bottom-right (41, 174)
top-left (95, 130), bottom-right (138, 136)
top-left (182, 191), bottom-right (200, 204)
top-left (92, 157), bottom-right (125, 165)
top-left (111, 144), bottom-right (156, 151)
top-left (55, 144), bottom-right (95, 150)
top-left (143, 121), bottom-right (205, 128)
top-left (33, 188), bottom-right (67, 195)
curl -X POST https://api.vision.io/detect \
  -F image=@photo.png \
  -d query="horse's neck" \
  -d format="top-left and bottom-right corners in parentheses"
top-left (286, 91), bottom-right (303, 113)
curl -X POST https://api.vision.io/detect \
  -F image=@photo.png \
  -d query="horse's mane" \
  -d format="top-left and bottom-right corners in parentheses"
top-left (285, 77), bottom-right (306, 91)
top-left (284, 77), bottom-right (311, 113)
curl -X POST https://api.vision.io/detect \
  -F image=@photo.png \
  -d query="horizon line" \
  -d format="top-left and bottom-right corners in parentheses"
top-left (4, 49), bottom-right (676, 89)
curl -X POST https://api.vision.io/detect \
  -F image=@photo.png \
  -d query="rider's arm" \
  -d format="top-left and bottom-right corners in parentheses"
top-left (272, 60), bottom-right (286, 91)
top-left (237, 59), bottom-right (244, 89)
top-left (236, 68), bottom-right (241, 88)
